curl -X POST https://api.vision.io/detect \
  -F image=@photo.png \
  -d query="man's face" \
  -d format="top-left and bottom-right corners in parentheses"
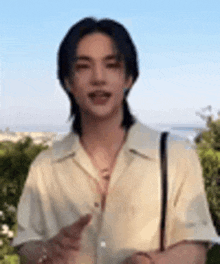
top-left (65, 32), bottom-right (132, 120)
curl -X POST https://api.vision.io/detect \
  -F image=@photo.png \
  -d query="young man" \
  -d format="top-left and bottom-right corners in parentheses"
top-left (12, 17), bottom-right (218, 264)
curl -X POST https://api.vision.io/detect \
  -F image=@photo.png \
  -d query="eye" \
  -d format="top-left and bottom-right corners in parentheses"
top-left (75, 64), bottom-right (90, 70)
top-left (106, 63), bottom-right (121, 69)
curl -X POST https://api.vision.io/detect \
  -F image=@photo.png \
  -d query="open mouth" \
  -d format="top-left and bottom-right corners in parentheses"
top-left (89, 92), bottom-right (111, 98)
top-left (89, 93), bottom-right (111, 104)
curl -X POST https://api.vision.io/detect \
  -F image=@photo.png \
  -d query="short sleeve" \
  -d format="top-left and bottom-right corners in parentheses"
top-left (166, 140), bottom-right (219, 250)
top-left (11, 162), bottom-right (45, 248)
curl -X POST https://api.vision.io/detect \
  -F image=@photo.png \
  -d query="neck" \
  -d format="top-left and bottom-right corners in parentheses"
top-left (80, 107), bottom-right (126, 153)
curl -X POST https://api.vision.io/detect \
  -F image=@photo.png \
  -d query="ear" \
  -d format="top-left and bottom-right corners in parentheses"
top-left (64, 78), bottom-right (71, 89)
top-left (126, 75), bottom-right (133, 89)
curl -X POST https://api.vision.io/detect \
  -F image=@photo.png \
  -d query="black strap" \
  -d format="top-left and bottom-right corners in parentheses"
top-left (160, 132), bottom-right (169, 252)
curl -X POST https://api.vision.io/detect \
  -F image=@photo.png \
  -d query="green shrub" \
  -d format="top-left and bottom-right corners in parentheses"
top-left (0, 254), bottom-right (20, 264)
top-left (0, 137), bottom-right (49, 260)
top-left (195, 118), bottom-right (220, 235)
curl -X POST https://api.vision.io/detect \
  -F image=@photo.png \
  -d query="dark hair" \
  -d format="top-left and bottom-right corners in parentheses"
top-left (57, 17), bottom-right (139, 136)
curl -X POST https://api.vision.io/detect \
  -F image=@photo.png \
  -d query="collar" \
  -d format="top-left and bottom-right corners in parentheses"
top-left (51, 119), bottom-right (161, 162)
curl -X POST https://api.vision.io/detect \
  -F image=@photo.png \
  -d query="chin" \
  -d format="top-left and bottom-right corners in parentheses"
top-left (92, 112), bottom-right (115, 120)
top-left (86, 107), bottom-right (120, 120)
top-left (81, 100), bottom-right (123, 120)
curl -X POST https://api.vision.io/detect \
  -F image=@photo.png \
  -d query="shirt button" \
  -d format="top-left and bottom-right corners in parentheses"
top-left (94, 202), bottom-right (99, 208)
top-left (100, 240), bottom-right (106, 248)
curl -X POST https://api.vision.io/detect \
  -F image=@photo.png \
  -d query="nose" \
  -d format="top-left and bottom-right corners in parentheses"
top-left (90, 63), bottom-right (106, 85)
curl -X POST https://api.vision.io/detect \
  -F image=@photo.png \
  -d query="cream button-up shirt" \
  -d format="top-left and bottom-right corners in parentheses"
top-left (12, 120), bottom-right (219, 263)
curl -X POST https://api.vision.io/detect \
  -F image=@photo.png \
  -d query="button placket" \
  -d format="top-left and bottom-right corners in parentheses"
top-left (93, 192), bottom-right (102, 210)
top-left (100, 240), bottom-right (106, 248)
top-left (96, 236), bottom-right (107, 263)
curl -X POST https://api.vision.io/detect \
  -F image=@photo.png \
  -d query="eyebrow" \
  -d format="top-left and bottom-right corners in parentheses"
top-left (75, 54), bottom-right (122, 62)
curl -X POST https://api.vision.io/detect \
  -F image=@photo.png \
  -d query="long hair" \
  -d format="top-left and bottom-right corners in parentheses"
top-left (57, 17), bottom-right (139, 136)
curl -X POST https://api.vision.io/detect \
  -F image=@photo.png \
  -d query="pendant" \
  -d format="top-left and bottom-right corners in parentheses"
top-left (101, 168), bottom-right (109, 172)
top-left (103, 174), bottom-right (110, 181)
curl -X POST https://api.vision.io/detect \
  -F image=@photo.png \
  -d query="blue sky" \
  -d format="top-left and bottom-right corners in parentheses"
top-left (1, 0), bottom-right (220, 131)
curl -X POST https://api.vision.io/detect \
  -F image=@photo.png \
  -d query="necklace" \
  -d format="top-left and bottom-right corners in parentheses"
top-left (80, 131), bottom-right (127, 210)
top-left (80, 131), bottom-right (127, 181)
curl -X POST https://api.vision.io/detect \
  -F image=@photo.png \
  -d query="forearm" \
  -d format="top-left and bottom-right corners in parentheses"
top-left (17, 240), bottom-right (46, 264)
top-left (149, 241), bottom-right (208, 264)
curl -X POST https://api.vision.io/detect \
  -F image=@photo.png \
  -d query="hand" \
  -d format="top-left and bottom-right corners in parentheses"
top-left (122, 252), bottom-right (155, 264)
top-left (44, 214), bottom-right (92, 264)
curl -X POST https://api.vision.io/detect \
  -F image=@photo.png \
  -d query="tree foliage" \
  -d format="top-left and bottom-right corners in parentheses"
top-left (0, 137), bottom-right (48, 259)
top-left (195, 109), bottom-right (220, 235)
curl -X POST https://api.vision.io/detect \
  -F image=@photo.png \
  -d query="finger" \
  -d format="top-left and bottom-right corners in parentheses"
top-left (123, 253), bottom-right (152, 264)
top-left (50, 231), bottom-right (66, 247)
top-left (51, 214), bottom-right (92, 247)
top-left (68, 214), bottom-right (92, 238)
top-left (60, 236), bottom-right (81, 251)
top-left (75, 214), bottom-right (92, 227)
top-left (122, 256), bottom-right (135, 264)
top-left (131, 252), bottom-right (151, 264)
top-left (131, 254), bottom-right (150, 264)
top-left (63, 249), bottom-right (80, 263)
top-left (46, 238), bottom-right (81, 263)
top-left (46, 241), bottom-right (63, 260)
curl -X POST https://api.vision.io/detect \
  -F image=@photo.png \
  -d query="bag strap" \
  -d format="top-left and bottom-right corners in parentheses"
top-left (160, 132), bottom-right (169, 252)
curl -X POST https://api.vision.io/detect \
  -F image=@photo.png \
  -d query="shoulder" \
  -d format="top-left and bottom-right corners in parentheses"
top-left (167, 133), bottom-right (198, 162)
top-left (128, 120), bottom-right (196, 161)
top-left (166, 133), bottom-right (203, 186)
top-left (130, 120), bottom-right (195, 150)
top-left (126, 121), bottom-right (161, 160)
top-left (30, 132), bottom-right (75, 169)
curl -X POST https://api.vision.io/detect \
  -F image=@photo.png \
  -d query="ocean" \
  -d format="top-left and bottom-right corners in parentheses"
top-left (150, 123), bottom-right (206, 143)
top-left (0, 123), bottom-right (206, 143)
